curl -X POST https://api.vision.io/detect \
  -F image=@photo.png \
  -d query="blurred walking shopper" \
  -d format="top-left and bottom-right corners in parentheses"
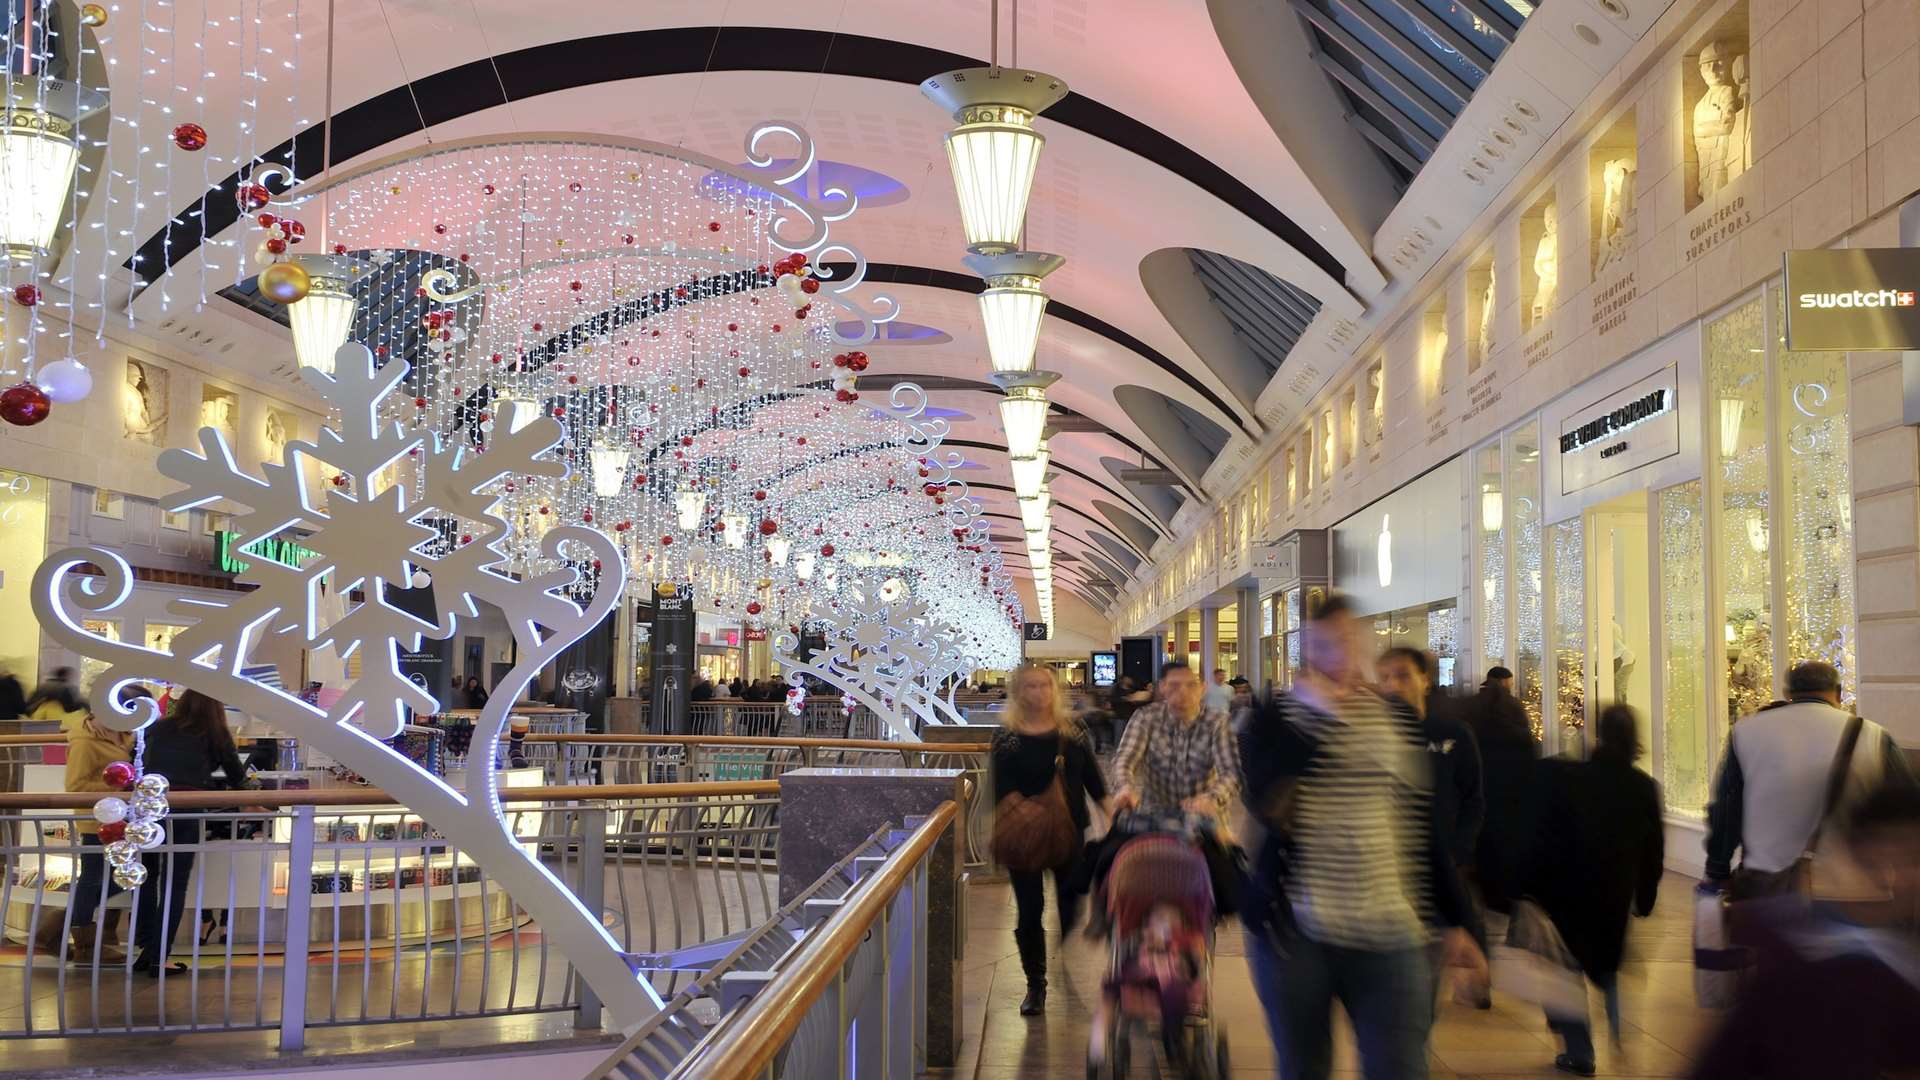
top-left (1467, 665), bottom-right (1540, 917)
top-left (133, 690), bottom-right (248, 975)
top-left (990, 663), bottom-right (1110, 1016)
top-left (1523, 705), bottom-right (1664, 1076)
top-left (1692, 783), bottom-right (1920, 1079)
top-left (1239, 595), bottom-right (1484, 1080)
top-left (1202, 667), bottom-right (1233, 716)
top-left (25, 665), bottom-right (84, 718)
top-left (1111, 662), bottom-right (1239, 819)
top-left (1379, 648), bottom-right (1486, 955)
top-left (1705, 661), bottom-right (1916, 930)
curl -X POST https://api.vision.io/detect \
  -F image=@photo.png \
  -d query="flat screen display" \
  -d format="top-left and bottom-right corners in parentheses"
top-left (1090, 652), bottom-right (1118, 688)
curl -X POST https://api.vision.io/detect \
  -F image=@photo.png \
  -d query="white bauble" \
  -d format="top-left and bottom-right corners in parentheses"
top-left (92, 796), bottom-right (128, 824)
top-left (36, 359), bottom-right (93, 403)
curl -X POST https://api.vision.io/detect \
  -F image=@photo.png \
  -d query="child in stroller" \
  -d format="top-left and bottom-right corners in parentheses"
top-left (1087, 814), bottom-right (1229, 1078)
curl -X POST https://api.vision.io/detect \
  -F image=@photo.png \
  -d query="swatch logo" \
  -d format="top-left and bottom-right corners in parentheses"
top-left (1797, 288), bottom-right (1917, 309)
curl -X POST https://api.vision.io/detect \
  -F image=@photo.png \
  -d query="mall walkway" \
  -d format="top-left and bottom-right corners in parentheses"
top-left (945, 872), bottom-right (1713, 1079)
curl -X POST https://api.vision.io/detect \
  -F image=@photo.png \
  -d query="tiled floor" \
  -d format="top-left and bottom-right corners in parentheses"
top-left (946, 871), bottom-right (1716, 1079)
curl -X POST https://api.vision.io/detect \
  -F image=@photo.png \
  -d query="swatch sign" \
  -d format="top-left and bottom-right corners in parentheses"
top-left (1784, 249), bottom-right (1920, 350)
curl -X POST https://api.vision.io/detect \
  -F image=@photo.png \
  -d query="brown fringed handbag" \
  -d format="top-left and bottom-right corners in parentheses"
top-left (991, 753), bottom-right (1078, 872)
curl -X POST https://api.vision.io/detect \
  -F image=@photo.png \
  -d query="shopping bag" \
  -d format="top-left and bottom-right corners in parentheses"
top-left (1693, 883), bottom-right (1744, 1009)
top-left (1490, 898), bottom-right (1588, 1020)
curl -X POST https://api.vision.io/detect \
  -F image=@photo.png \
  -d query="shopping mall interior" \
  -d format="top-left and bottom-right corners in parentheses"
top-left (2, 0), bottom-right (1919, 1076)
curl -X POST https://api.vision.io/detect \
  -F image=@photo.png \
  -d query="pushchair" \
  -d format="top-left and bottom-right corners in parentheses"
top-left (1086, 812), bottom-right (1229, 1079)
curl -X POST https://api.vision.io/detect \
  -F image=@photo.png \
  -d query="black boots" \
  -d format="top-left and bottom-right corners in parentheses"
top-left (1014, 922), bottom-right (1047, 1016)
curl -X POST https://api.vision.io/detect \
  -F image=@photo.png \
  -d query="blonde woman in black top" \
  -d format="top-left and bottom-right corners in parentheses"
top-left (990, 663), bottom-right (1110, 1015)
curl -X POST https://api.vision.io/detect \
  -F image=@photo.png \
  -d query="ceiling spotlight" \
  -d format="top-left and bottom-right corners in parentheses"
top-left (921, 66), bottom-right (1068, 255)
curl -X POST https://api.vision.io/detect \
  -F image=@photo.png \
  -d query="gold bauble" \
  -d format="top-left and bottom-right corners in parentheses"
top-left (257, 261), bottom-right (312, 304)
top-left (80, 3), bottom-right (108, 26)
top-left (657, 581), bottom-right (678, 597)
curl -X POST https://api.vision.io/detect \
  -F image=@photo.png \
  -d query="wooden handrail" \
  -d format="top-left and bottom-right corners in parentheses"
top-left (671, 799), bottom-right (959, 1079)
top-left (0, 779), bottom-right (780, 811)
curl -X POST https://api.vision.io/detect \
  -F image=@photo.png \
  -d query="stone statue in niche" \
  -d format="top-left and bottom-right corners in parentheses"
top-left (1692, 40), bottom-right (1751, 203)
top-left (1531, 205), bottom-right (1558, 328)
top-left (1478, 268), bottom-right (1496, 367)
top-left (122, 358), bottom-right (168, 444)
top-left (200, 392), bottom-right (236, 445)
top-left (1595, 158), bottom-right (1638, 274)
top-left (264, 410), bottom-right (290, 465)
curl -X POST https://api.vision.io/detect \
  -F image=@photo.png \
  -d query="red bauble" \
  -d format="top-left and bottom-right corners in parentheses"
top-left (101, 760), bottom-right (135, 788)
top-left (759, 518), bottom-right (778, 536)
top-left (97, 821), bottom-right (127, 844)
top-left (171, 122), bottom-right (208, 151)
top-left (800, 278), bottom-right (820, 294)
top-left (236, 183), bottom-right (273, 211)
top-left (283, 219), bottom-right (306, 240)
top-left (753, 490), bottom-right (767, 501)
top-left (265, 237), bottom-right (287, 255)
top-left (12, 283), bottom-right (40, 306)
top-left (746, 601), bottom-right (762, 615)
top-left (660, 535), bottom-right (673, 546)
top-left (820, 543), bottom-right (836, 557)
top-left (0, 382), bottom-right (50, 426)
top-left (708, 221), bottom-right (722, 232)
top-left (847, 355), bottom-right (868, 372)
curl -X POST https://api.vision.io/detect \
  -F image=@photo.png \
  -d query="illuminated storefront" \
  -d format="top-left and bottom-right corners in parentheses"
top-left (1471, 283), bottom-right (1857, 826)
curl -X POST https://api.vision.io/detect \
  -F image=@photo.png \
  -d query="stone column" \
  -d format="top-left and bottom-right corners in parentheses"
top-left (777, 767), bottom-right (968, 1066)
top-left (1171, 614), bottom-right (1189, 667)
top-left (1854, 203), bottom-right (1920, 747)
top-left (1239, 585), bottom-right (1264, 693)
top-left (1199, 606), bottom-right (1219, 677)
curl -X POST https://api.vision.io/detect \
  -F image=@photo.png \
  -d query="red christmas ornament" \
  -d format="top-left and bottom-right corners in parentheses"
top-left (660, 535), bottom-right (673, 546)
top-left (820, 543), bottom-right (836, 557)
top-left (746, 601), bottom-right (762, 614)
top-left (11, 283), bottom-right (40, 306)
top-left (236, 183), bottom-right (273, 211)
top-left (283, 220), bottom-right (306, 241)
top-left (801, 278), bottom-right (819, 294)
top-left (759, 518), bottom-right (779, 536)
top-left (333, 243), bottom-right (348, 255)
top-left (0, 382), bottom-right (51, 426)
top-left (708, 221), bottom-right (722, 232)
top-left (98, 821), bottom-right (127, 844)
top-left (171, 122), bottom-right (208, 151)
top-left (265, 237), bottom-right (287, 255)
top-left (753, 490), bottom-right (767, 501)
top-left (102, 761), bottom-right (135, 788)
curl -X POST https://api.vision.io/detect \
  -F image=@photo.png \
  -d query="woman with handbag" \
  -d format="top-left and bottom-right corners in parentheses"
top-left (990, 662), bottom-right (1110, 1016)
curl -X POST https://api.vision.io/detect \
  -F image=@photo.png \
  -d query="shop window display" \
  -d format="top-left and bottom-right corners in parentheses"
top-left (1549, 519), bottom-right (1586, 744)
top-left (1659, 481), bottom-right (1711, 815)
top-left (1508, 422), bottom-right (1545, 739)
top-left (1476, 445), bottom-right (1506, 677)
top-left (0, 470), bottom-right (48, 681)
top-left (1773, 290), bottom-right (1857, 697)
top-left (1707, 295), bottom-right (1772, 724)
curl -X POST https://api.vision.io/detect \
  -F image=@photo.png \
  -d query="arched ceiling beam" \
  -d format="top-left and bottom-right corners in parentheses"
top-left (129, 27), bottom-right (1345, 293)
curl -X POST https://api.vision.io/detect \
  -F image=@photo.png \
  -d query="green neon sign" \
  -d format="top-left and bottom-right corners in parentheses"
top-left (214, 531), bottom-right (318, 574)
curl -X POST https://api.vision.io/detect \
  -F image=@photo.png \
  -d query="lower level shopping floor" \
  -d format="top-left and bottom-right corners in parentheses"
top-left (1, 869), bottom-right (1718, 1078)
top-left (946, 871), bottom-right (1711, 1079)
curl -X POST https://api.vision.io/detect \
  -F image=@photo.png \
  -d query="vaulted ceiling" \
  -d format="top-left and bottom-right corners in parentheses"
top-left (114, 0), bottom-right (1539, 622)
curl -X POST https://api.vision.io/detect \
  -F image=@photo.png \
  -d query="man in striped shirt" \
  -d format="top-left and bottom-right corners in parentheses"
top-left (1239, 594), bottom-right (1484, 1079)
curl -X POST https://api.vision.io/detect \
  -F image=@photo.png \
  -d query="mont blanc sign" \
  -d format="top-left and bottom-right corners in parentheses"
top-left (1783, 249), bottom-right (1920, 351)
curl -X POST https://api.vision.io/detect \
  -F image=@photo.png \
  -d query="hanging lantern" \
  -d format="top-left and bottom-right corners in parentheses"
top-left (920, 67), bottom-right (1069, 255)
top-left (1, 79), bottom-right (100, 261)
top-left (766, 534), bottom-right (791, 565)
top-left (1010, 443), bottom-right (1050, 500)
top-left (587, 442), bottom-right (631, 497)
top-left (722, 512), bottom-right (748, 549)
top-left (994, 371), bottom-right (1058, 461)
top-left (965, 250), bottom-right (1061, 374)
top-left (501, 395), bottom-right (541, 434)
top-left (793, 550), bottom-right (816, 580)
top-left (675, 485), bottom-right (707, 530)
top-left (285, 256), bottom-right (356, 376)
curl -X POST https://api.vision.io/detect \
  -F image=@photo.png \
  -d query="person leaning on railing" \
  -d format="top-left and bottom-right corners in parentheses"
top-left (35, 685), bottom-right (146, 964)
top-left (132, 690), bottom-right (250, 975)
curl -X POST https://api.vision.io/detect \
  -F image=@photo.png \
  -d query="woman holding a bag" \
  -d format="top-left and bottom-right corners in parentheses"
top-left (990, 663), bottom-right (1110, 1016)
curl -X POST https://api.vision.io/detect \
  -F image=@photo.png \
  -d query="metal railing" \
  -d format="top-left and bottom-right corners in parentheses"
top-left (0, 782), bottom-right (779, 1047)
top-left (591, 800), bottom-right (958, 1080)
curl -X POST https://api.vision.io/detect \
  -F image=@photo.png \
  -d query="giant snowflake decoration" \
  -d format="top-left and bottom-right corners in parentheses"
top-left (31, 342), bottom-right (660, 1028)
top-left (777, 575), bottom-right (972, 737)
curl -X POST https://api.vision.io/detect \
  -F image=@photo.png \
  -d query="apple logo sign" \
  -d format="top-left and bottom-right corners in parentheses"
top-left (1377, 513), bottom-right (1393, 588)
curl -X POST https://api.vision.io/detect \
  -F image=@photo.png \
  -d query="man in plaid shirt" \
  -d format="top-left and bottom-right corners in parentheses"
top-left (1112, 662), bottom-right (1240, 818)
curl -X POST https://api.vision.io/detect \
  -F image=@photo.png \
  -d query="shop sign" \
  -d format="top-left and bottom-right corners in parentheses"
top-left (213, 530), bottom-right (316, 573)
top-left (1783, 249), bottom-right (1920, 350)
top-left (1556, 364), bottom-right (1680, 495)
top-left (743, 626), bottom-right (768, 642)
top-left (1022, 621), bottom-right (1049, 641)
top-left (1250, 541), bottom-right (1296, 579)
